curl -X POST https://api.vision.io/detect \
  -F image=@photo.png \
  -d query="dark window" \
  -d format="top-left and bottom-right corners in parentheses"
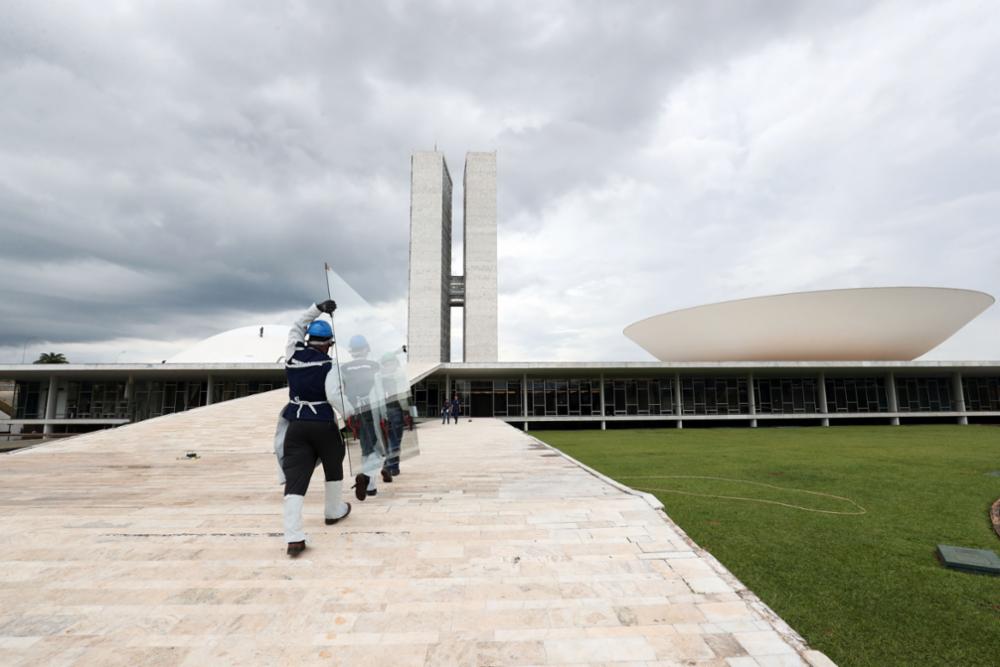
top-left (681, 377), bottom-right (749, 415)
top-left (895, 377), bottom-right (953, 412)
top-left (754, 378), bottom-right (818, 414)
top-left (825, 377), bottom-right (887, 413)
top-left (963, 377), bottom-right (1000, 412)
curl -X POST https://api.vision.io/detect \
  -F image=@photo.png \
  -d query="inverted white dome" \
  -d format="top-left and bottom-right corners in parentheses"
top-left (624, 287), bottom-right (994, 362)
top-left (168, 325), bottom-right (287, 364)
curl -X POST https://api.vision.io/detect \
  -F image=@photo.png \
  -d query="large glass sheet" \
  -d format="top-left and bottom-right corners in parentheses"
top-left (324, 265), bottom-right (419, 478)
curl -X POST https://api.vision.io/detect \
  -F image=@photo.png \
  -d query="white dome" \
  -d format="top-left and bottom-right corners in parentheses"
top-left (624, 287), bottom-right (994, 362)
top-left (168, 325), bottom-right (287, 363)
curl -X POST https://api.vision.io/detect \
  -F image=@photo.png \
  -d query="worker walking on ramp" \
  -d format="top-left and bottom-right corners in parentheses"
top-left (339, 334), bottom-right (387, 499)
top-left (276, 299), bottom-right (351, 557)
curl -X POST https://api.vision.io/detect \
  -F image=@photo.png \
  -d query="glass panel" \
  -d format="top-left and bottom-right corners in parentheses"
top-left (324, 266), bottom-right (419, 477)
top-left (681, 377), bottom-right (750, 415)
top-left (508, 380), bottom-right (522, 417)
top-left (895, 377), bottom-right (953, 412)
top-left (825, 377), bottom-right (887, 413)
top-left (754, 378), bottom-right (818, 414)
top-left (470, 380), bottom-right (493, 417)
top-left (962, 377), bottom-right (1000, 411)
top-left (493, 380), bottom-right (508, 416)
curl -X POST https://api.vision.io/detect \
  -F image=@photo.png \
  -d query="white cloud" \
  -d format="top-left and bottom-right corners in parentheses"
top-left (1, 0), bottom-right (997, 363)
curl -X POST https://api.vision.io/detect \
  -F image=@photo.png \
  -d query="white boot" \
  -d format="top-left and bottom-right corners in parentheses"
top-left (324, 480), bottom-right (350, 523)
top-left (364, 452), bottom-right (384, 492)
top-left (283, 494), bottom-right (306, 543)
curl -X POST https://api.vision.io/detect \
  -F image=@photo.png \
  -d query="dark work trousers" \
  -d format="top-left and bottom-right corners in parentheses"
top-left (356, 409), bottom-right (379, 458)
top-left (283, 420), bottom-right (345, 497)
top-left (384, 404), bottom-right (404, 473)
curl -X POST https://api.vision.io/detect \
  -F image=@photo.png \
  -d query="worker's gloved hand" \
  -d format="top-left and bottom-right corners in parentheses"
top-left (316, 299), bottom-right (337, 314)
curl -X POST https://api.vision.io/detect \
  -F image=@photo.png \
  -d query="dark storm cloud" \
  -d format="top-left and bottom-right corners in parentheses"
top-left (1, 1), bottom-right (997, 361)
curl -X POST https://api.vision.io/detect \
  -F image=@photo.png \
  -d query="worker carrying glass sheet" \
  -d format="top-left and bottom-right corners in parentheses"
top-left (324, 264), bottom-right (419, 494)
top-left (273, 299), bottom-right (352, 558)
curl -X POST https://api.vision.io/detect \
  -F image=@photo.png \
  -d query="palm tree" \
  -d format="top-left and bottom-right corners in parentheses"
top-left (34, 352), bottom-right (69, 364)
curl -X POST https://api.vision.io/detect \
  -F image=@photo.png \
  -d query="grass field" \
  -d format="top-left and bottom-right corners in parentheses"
top-left (534, 425), bottom-right (1000, 667)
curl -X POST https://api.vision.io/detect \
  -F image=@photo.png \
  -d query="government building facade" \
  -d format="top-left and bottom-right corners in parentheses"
top-left (3, 151), bottom-right (999, 445)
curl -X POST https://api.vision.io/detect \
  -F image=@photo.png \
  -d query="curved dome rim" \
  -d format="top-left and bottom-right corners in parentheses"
top-left (623, 286), bottom-right (994, 338)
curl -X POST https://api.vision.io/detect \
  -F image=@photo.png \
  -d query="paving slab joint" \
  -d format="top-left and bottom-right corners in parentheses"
top-left (520, 429), bottom-right (665, 511)
top-left (515, 422), bottom-right (822, 663)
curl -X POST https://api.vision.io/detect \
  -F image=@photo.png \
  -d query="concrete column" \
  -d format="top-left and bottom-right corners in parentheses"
top-left (206, 375), bottom-right (214, 406)
top-left (444, 374), bottom-right (451, 404)
top-left (43, 375), bottom-right (58, 435)
top-left (674, 373), bottom-right (683, 429)
top-left (817, 372), bottom-right (830, 427)
top-left (953, 371), bottom-right (968, 425)
top-left (124, 374), bottom-right (134, 421)
top-left (522, 373), bottom-right (528, 420)
top-left (599, 373), bottom-right (606, 428)
top-left (887, 372), bottom-right (900, 426)
top-left (748, 372), bottom-right (757, 428)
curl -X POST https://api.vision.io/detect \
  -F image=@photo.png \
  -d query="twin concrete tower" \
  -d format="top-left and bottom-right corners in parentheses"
top-left (407, 151), bottom-right (498, 363)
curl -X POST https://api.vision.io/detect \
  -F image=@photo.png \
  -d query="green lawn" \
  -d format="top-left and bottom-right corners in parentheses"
top-left (535, 425), bottom-right (1000, 667)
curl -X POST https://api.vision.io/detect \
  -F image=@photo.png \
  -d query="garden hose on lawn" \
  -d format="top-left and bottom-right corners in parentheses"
top-left (618, 475), bottom-right (867, 515)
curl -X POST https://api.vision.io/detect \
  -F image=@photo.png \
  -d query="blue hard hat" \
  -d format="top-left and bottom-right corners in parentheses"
top-left (348, 334), bottom-right (369, 352)
top-left (307, 320), bottom-right (333, 340)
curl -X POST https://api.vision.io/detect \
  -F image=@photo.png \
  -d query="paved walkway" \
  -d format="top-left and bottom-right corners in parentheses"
top-left (0, 391), bottom-right (833, 666)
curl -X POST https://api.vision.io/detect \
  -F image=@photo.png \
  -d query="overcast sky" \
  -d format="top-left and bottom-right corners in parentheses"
top-left (1, 1), bottom-right (998, 363)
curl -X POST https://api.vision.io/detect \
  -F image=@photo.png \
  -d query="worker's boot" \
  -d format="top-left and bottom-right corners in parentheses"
top-left (324, 480), bottom-right (351, 525)
top-left (353, 473), bottom-right (369, 501)
top-left (283, 494), bottom-right (307, 557)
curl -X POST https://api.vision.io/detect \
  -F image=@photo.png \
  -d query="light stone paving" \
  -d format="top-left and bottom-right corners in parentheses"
top-left (0, 391), bottom-right (835, 666)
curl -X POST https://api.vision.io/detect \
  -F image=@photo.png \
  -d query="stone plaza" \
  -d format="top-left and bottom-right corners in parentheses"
top-left (0, 390), bottom-right (833, 666)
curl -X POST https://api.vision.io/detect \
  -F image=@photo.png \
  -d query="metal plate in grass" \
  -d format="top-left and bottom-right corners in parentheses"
top-left (937, 545), bottom-right (1000, 575)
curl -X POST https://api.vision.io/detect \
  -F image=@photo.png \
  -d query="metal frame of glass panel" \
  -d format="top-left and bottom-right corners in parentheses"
top-left (963, 377), bottom-right (1000, 412)
top-left (894, 377), bottom-right (953, 412)
top-left (754, 377), bottom-right (818, 414)
top-left (824, 377), bottom-right (888, 413)
top-left (681, 377), bottom-right (748, 415)
top-left (603, 378), bottom-right (673, 416)
top-left (13, 381), bottom-right (42, 419)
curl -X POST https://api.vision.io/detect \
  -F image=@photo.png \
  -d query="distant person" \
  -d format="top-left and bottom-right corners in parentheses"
top-left (275, 299), bottom-right (350, 558)
top-left (450, 393), bottom-right (461, 424)
top-left (441, 405), bottom-right (450, 424)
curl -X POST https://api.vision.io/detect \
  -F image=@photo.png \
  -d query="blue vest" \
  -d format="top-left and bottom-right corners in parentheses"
top-left (282, 346), bottom-right (337, 422)
top-left (341, 358), bottom-right (381, 410)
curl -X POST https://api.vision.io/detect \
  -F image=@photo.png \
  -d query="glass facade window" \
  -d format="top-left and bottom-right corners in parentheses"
top-left (962, 377), bottom-right (1000, 412)
top-left (894, 377), bottom-right (953, 412)
top-left (411, 379), bottom-right (443, 418)
top-left (63, 380), bottom-right (131, 419)
top-left (413, 378), bottom-right (523, 418)
top-left (12, 377), bottom-right (283, 424)
top-left (603, 378), bottom-right (673, 416)
top-left (825, 377), bottom-right (888, 413)
top-left (754, 378), bottom-right (818, 414)
top-left (13, 381), bottom-right (42, 419)
top-left (681, 377), bottom-right (748, 415)
top-left (492, 380), bottom-right (522, 417)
